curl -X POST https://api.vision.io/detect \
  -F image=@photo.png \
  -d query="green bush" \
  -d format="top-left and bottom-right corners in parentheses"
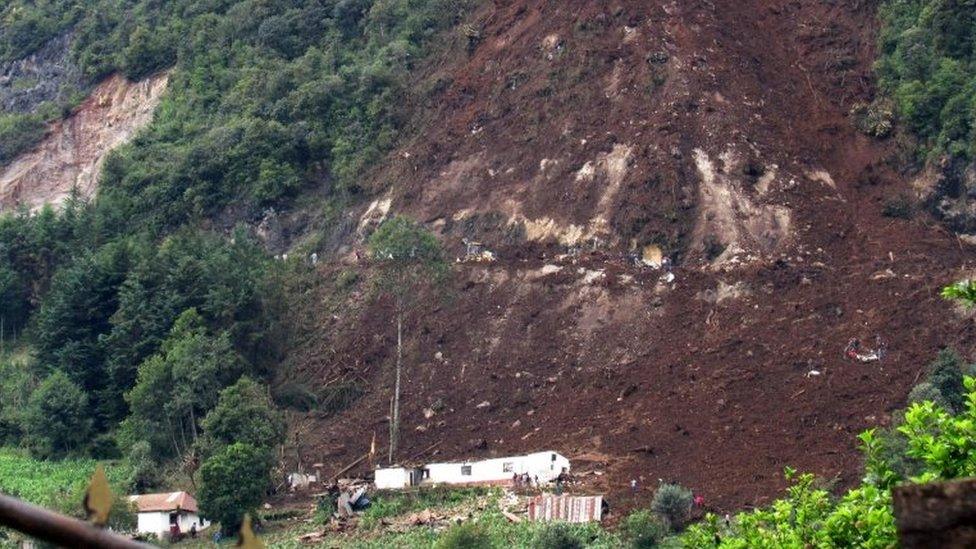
top-left (198, 442), bottom-right (273, 535)
top-left (651, 483), bottom-right (693, 529)
top-left (314, 495), bottom-right (335, 525)
top-left (881, 195), bottom-right (914, 219)
top-left (21, 371), bottom-right (92, 458)
top-left (622, 509), bottom-right (669, 548)
top-left (851, 100), bottom-right (895, 138)
top-left (272, 381), bottom-right (320, 412)
top-left (434, 522), bottom-right (494, 549)
top-left (201, 376), bottom-right (285, 453)
top-left (531, 522), bottom-right (585, 549)
top-left (317, 382), bottom-right (365, 417)
top-left (0, 112), bottom-right (46, 166)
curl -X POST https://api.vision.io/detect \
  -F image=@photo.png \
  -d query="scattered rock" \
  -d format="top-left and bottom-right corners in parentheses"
top-left (871, 269), bottom-right (897, 281)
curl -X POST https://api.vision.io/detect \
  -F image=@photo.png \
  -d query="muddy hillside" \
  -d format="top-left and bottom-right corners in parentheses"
top-left (286, 0), bottom-right (976, 512)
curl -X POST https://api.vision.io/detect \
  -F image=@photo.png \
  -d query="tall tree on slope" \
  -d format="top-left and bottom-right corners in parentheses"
top-left (368, 216), bottom-right (448, 463)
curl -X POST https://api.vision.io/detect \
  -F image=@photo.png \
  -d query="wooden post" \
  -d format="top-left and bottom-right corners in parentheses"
top-left (0, 493), bottom-right (152, 549)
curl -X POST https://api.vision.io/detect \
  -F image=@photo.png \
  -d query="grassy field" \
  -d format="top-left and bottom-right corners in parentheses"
top-left (0, 448), bottom-right (132, 509)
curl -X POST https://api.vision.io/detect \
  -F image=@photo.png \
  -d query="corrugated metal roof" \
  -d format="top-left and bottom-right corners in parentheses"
top-left (128, 491), bottom-right (198, 513)
top-left (527, 495), bottom-right (603, 523)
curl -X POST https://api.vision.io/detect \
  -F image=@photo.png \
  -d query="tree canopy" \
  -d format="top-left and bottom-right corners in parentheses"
top-left (197, 442), bottom-right (273, 535)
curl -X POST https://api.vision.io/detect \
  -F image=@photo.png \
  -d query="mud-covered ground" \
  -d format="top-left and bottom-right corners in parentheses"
top-left (283, 0), bottom-right (976, 513)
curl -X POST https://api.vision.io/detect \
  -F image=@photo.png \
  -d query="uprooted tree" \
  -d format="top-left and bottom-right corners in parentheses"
top-left (367, 216), bottom-right (448, 463)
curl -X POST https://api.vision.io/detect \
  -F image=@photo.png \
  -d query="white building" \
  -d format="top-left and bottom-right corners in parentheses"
top-left (128, 491), bottom-right (209, 538)
top-left (375, 451), bottom-right (570, 490)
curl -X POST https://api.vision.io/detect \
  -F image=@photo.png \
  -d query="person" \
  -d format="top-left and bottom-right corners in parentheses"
top-left (875, 336), bottom-right (887, 359)
top-left (534, 475), bottom-right (539, 488)
top-left (630, 479), bottom-right (638, 494)
top-left (190, 522), bottom-right (197, 538)
top-left (845, 338), bottom-right (861, 360)
top-left (554, 477), bottom-right (564, 495)
top-left (694, 494), bottom-right (705, 508)
top-left (512, 472), bottom-right (519, 488)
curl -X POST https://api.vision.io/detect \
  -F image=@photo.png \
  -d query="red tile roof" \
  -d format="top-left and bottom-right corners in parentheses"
top-left (128, 491), bottom-right (198, 513)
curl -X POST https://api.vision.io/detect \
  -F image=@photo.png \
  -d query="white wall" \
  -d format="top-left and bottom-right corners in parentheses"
top-left (135, 511), bottom-right (208, 537)
top-left (376, 452), bottom-right (571, 490)
top-left (375, 467), bottom-right (412, 489)
top-left (177, 512), bottom-right (208, 534)
top-left (136, 512), bottom-right (169, 537)
top-left (423, 452), bottom-right (570, 486)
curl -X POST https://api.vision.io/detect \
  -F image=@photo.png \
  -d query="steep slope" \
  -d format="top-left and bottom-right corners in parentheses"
top-left (289, 0), bottom-right (976, 512)
top-left (0, 72), bottom-right (168, 212)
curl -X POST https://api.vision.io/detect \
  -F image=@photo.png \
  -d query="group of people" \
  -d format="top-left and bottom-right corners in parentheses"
top-left (167, 521), bottom-right (199, 542)
top-left (844, 336), bottom-right (887, 363)
top-left (512, 472), bottom-right (541, 488)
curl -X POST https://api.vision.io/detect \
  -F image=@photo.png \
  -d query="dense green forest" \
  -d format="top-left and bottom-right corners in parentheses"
top-left (0, 0), bottom-right (472, 526)
top-left (876, 0), bottom-right (976, 161)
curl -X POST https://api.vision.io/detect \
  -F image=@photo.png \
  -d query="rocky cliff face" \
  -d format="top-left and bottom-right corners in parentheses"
top-left (0, 72), bottom-right (168, 212)
top-left (0, 33), bottom-right (84, 114)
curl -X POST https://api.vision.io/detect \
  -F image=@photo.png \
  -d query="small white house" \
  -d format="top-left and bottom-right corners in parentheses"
top-left (375, 451), bottom-right (570, 490)
top-left (129, 491), bottom-right (209, 538)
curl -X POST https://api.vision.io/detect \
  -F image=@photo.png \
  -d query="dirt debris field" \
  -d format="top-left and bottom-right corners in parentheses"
top-left (283, 0), bottom-right (976, 513)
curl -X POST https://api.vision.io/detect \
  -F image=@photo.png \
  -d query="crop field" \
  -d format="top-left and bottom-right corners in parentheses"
top-left (0, 449), bottom-right (131, 509)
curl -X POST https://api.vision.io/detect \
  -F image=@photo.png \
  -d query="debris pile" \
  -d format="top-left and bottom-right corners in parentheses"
top-left (458, 239), bottom-right (496, 263)
top-left (844, 337), bottom-right (888, 363)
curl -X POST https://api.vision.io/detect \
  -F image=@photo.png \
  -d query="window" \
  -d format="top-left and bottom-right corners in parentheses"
top-left (461, 465), bottom-right (472, 476)
top-left (169, 513), bottom-right (178, 525)
top-left (503, 462), bottom-right (515, 473)
top-left (551, 453), bottom-right (557, 461)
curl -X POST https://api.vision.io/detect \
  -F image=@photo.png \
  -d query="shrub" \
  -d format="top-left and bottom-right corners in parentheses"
top-left (273, 382), bottom-right (319, 412)
top-left (881, 195), bottom-right (914, 219)
top-left (314, 495), bottom-right (335, 525)
top-left (926, 348), bottom-right (969, 414)
top-left (434, 522), bottom-right (494, 549)
top-left (317, 382), bottom-right (365, 417)
top-left (851, 100), bottom-right (895, 138)
top-left (651, 483), bottom-right (693, 529)
top-left (21, 371), bottom-right (92, 458)
top-left (0, 112), bottom-right (46, 166)
top-left (702, 235), bottom-right (725, 261)
top-left (622, 509), bottom-right (669, 548)
top-left (336, 269), bottom-right (360, 289)
top-left (126, 440), bottom-right (159, 492)
top-left (531, 522), bottom-right (585, 549)
top-left (198, 442), bottom-right (273, 535)
top-left (908, 381), bottom-right (947, 408)
top-left (201, 377), bottom-right (285, 452)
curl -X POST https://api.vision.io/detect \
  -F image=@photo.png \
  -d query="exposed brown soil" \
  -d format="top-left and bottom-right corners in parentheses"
top-left (287, 0), bottom-right (976, 514)
top-left (0, 72), bottom-right (168, 212)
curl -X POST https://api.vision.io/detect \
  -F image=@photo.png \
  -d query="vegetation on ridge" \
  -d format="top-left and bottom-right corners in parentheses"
top-left (0, 6), bottom-right (472, 527)
top-left (876, 0), bottom-right (976, 161)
